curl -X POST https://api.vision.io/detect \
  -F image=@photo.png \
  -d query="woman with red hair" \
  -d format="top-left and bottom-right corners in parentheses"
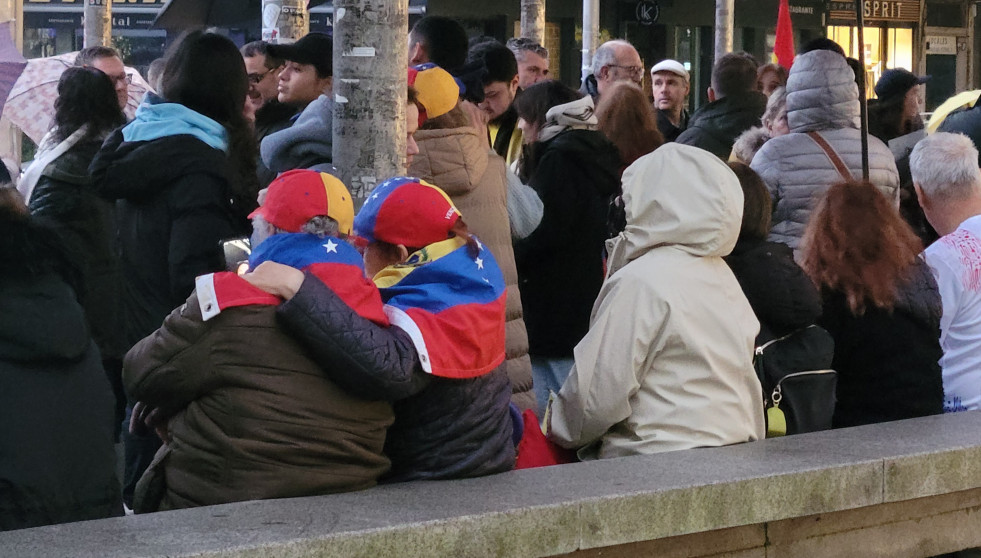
top-left (800, 181), bottom-right (944, 428)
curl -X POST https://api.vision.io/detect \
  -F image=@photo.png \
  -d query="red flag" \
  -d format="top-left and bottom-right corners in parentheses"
top-left (773, 0), bottom-right (795, 69)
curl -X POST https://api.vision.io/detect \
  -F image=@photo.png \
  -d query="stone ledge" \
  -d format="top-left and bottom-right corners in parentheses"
top-left (3, 411), bottom-right (981, 557)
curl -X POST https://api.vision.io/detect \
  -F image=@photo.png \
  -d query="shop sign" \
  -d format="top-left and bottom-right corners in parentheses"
top-left (829, 0), bottom-right (920, 23)
top-left (925, 35), bottom-right (957, 55)
top-left (635, 0), bottom-right (659, 26)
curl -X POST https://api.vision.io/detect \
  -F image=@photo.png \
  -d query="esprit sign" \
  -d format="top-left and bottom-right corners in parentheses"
top-left (829, 0), bottom-right (920, 23)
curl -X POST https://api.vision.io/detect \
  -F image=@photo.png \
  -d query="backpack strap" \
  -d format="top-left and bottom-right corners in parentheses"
top-left (807, 131), bottom-right (853, 181)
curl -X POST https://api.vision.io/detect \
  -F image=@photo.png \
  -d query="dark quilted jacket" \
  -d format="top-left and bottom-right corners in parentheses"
top-left (819, 258), bottom-right (944, 428)
top-left (278, 275), bottom-right (515, 482)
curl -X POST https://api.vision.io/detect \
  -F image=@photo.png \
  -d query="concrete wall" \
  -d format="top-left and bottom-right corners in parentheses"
top-left (5, 412), bottom-right (981, 557)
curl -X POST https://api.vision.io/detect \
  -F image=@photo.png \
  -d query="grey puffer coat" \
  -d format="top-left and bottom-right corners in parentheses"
top-left (751, 50), bottom-right (899, 250)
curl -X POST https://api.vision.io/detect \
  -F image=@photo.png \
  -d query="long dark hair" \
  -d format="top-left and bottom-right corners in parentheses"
top-left (52, 67), bottom-right (125, 144)
top-left (161, 31), bottom-right (259, 218)
top-left (513, 80), bottom-right (582, 182)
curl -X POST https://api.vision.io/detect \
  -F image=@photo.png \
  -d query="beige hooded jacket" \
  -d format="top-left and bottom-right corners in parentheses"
top-left (547, 143), bottom-right (765, 459)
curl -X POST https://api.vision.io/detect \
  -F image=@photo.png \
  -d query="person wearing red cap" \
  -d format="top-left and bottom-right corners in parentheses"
top-left (246, 177), bottom-right (516, 482)
top-left (123, 170), bottom-right (394, 512)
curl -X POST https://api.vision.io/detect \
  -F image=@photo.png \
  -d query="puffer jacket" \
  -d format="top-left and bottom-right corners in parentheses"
top-left (28, 138), bottom-right (123, 359)
top-left (409, 125), bottom-right (534, 411)
top-left (819, 258), bottom-right (944, 428)
top-left (547, 143), bottom-right (765, 459)
top-left (514, 128), bottom-right (621, 357)
top-left (751, 50), bottom-right (899, 250)
top-left (676, 92), bottom-right (767, 159)
top-left (277, 274), bottom-right (515, 482)
top-left (124, 275), bottom-right (393, 512)
top-left (0, 216), bottom-right (122, 530)
top-left (90, 100), bottom-right (243, 352)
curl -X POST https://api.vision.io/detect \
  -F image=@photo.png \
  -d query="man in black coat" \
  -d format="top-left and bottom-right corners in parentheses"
top-left (677, 52), bottom-right (766, 159)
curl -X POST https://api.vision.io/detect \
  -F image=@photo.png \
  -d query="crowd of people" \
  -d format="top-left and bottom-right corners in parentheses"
top-left (4, 17), bottom-right (981, 534)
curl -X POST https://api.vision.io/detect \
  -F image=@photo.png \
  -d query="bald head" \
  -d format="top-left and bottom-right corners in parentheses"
top-left (591, 40), bottom-right (643, 97)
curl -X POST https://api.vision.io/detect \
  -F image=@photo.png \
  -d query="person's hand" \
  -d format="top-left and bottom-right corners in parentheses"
top-left (130, 401), bottom-right (150, 436)
top-left (244, 91), bottom-right (261, 123)
top-left (130, 402), bottom-right (172, 442)
top-left (242, 261), bottom-right (305, 300)
top-left (460, 100), bottom-right (489, 146)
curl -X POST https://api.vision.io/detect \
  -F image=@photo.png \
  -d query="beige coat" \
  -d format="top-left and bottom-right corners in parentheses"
top-left (410, 126), bottom-right (535, 411)
top-left (547, 143), bottom-right (765, 459)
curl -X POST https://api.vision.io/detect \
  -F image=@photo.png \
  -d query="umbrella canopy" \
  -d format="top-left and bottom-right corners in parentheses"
top-left (0, 21), bottom-right (27, 111)
top-left (154, 0), bottom-right (330, 29)
top-left (2, 51), bottom-right (155, 144)
top-left (926, 89), bottom-right (981, 134)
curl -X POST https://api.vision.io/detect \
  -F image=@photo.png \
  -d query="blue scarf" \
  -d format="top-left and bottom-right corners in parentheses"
top-left (122, 93), bottom-right (228, 152)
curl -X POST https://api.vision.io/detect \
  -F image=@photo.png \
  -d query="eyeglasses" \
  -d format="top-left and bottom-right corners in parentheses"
top-left (247, 67), bottom-right (279, 84)
top-left (108, 73), bottom-right (133, 86)
top-left (608, 64), bottom-right (644, 78)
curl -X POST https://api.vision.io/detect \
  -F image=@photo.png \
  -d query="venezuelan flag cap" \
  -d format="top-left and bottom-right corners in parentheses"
top-left (355, 176), bottom-right (462, 248)
top-left (248, 169), bottom-right (354, 235)
top-left (408, 63), bottom-right (461, 124)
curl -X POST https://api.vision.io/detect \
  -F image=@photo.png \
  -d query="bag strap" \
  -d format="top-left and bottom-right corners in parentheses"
top-left (807, 131), bottom-right (853, 181)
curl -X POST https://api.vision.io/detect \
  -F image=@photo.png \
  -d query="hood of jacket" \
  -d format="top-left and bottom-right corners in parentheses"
top-left (685, 92), bottom-right (767, 145)
top-left (260, 94), bottom-right (333, 174)
top-left (542, 128), bottom-right (621, 198)
top-left (122, 94), bottom-right (228, 152)
top-left (786, 50), bottom-right (860, 133)
top-left (410, 126), bottom-right (489, 195)
top-left (0, 217), bottom-right (91, 363)
top-left (612, 142), bottom-right (742, 268)
top-left (539, 96), bottom-right (598, 143)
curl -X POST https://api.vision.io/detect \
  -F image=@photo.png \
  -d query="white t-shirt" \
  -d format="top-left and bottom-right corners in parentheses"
top-left (923, 214), bottom-right (981, 412)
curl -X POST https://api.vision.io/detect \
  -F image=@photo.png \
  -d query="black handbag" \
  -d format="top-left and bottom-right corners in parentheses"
top-left (754, 325), bottom-right (837, 437)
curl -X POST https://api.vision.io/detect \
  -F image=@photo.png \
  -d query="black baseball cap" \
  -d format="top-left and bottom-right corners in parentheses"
top-left (875, 68), bottom-right (930, 102)
top-left (267, 33), bottom-right (332, 77)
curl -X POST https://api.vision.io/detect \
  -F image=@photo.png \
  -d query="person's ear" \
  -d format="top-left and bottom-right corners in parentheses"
top-left (598, 65), bottom-right (610, 81)
top-left (913, 183), bottom-right (927, 209)
top-left (707, 87), bottom-right (716, 102)
top-left (509, 75), bottom-right (519, 95)
top-left (396, 244), bottom-right (410, 263)
top-left (322, 76), bottom-right (333, 95)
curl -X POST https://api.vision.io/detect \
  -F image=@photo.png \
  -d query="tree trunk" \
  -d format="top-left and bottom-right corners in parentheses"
top-left (520, 0), bottom-right (545, 45)
top-left (84, 0), bottom-right (112, 48)
top-left (581, 0), bottom-right (599, 84)
top-left (714, 0), bottom-right (733, 63)
top-left (332, 0), bottom-right (408, 206)
top-left (261, 0), bottom-right (309, 43)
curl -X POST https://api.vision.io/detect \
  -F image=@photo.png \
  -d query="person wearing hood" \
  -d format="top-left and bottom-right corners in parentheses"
top-left (512, 81), bottom-right (621, 412)
top-left (676, 53), bottom-right (767, 159)
top-left (751, 49), bottom-right (900, 252)
top-left (407, 64), bottom-right (535, 412)
top-left (0, 189), bottom-right (123, 530)
top-left (88, 30), bottom-right (254, 508)
top-left (546, 143), bottom-right (765, 459)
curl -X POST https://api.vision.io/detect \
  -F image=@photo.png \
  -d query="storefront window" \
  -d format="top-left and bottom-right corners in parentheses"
top-left (828, 25), bottom-right (914, 98)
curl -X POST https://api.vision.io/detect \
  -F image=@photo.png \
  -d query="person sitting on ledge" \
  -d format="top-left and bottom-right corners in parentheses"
top-left (124, 170), bottom-right (393, 512)
top-left (245, 177), bottom-right (516, 482)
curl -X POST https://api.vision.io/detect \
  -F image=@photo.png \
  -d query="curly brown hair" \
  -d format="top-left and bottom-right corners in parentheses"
top-left (800, 181), bottom-right (922, 315)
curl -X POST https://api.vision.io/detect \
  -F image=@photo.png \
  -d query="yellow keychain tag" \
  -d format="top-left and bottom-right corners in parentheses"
top-left (767, 406), bottom-right (787, 438)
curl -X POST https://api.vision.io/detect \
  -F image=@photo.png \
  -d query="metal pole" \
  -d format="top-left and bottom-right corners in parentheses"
top-left (332, 0), bottom-right (408, 206)
top-left (581, 0), bottom-right (599, 84)
top-left (714, 0), bottom-right (733, 63)
top-left (83, 0), bottom-right (111, 48)
top-left (855, 0), bottom-right (870, 179)
top-left (262, 0), bottom-right (309, 44)
top-left (520, 0), bottom-right (545, 44)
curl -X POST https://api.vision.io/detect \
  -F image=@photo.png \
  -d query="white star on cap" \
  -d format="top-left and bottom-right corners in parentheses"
top-left (475, 238), bottom-right (483, 251)
top-left (323, 239), bottom-right (338, 253)
top-left (475, 257), bottom-right (484, 269)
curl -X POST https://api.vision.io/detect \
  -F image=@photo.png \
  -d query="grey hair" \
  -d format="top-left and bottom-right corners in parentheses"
top-left (506, 37), bottom-right (548, 63)
top-left (251, 215), bottom-right (342, 250)
top-left (300, 215), bottom-right (341, 237)
top-left (590, 40), bottom-right (631, 76)
top-left (910, 132), bottom-right (981, 203)
top-left (762, 86), bottom-right (787, 128)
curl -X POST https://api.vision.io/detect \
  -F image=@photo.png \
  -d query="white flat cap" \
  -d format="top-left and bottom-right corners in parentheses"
top-left (650, 59), bottom-right (689, 81)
